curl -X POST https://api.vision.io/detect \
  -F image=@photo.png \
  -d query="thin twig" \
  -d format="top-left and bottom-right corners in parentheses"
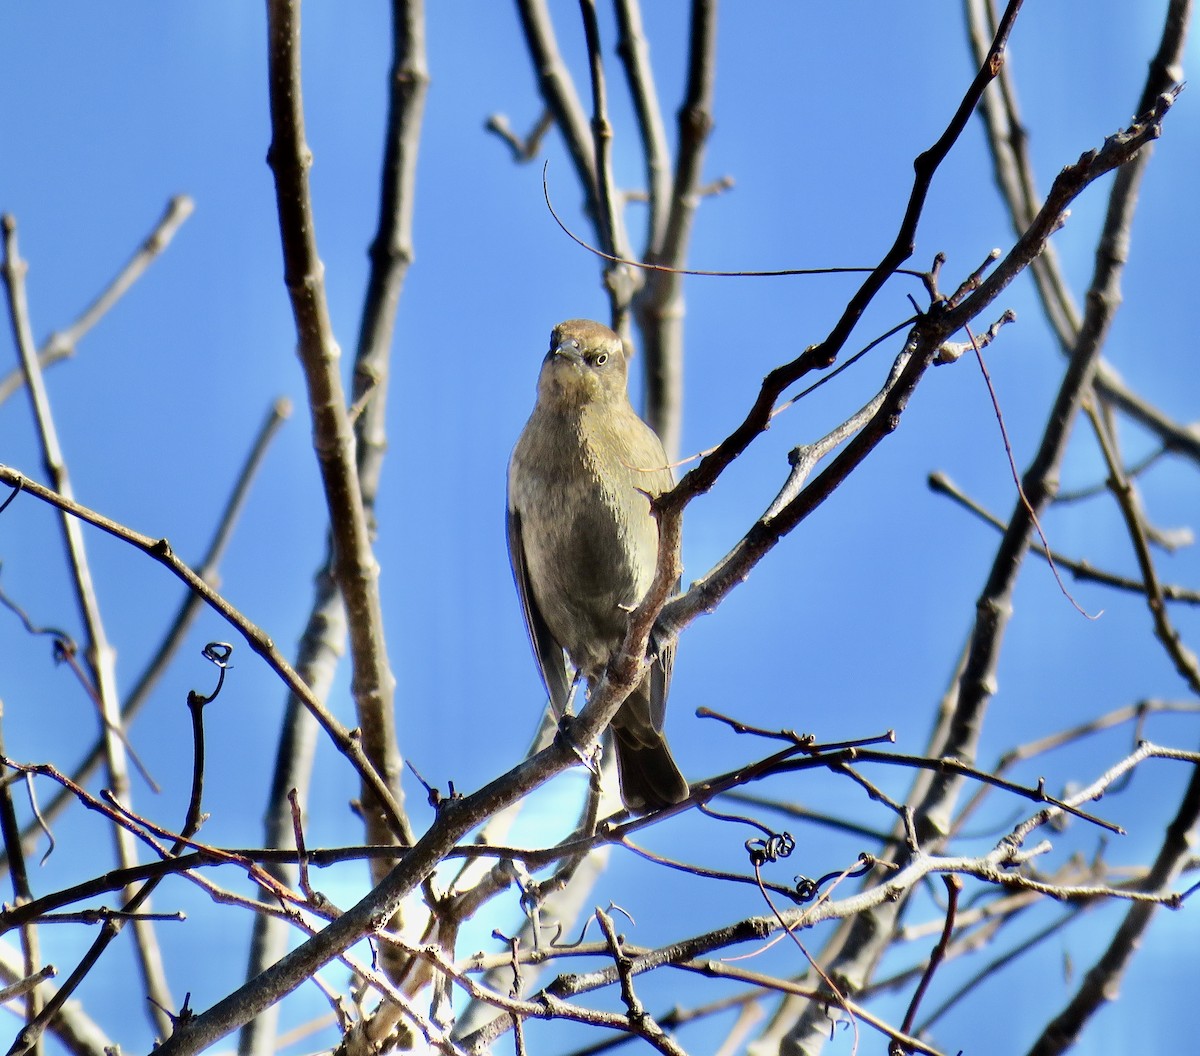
top-left (4, 648), bottom-right (228, 1056)
top-left (1085, 401), bottom-right (1200, 692)
top-left (0, 197), bottom-right (193, 407)
top-left (894, 876), bottom-right (961, 1053)
top-left (0, 713), bottom-right (44, 1052)
top-left (963, 0), bottom-right (1200, 467)
top-left (928, 472), bottom-right (1200, 604)
top-left (3, 398), bottom-right (290, 866)
top-left (0, 466), bottom-right (407, 836)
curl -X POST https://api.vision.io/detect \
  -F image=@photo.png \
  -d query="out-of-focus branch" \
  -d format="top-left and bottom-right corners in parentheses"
top-left (0, 196), bottom-right (193, 407)
top-left (920, 81), bottom-right (1181, 833)
top-left (511, 1), bottom-right (717, 458)
top-left (964, 0), bottom-right (1200, 465)
top-left (1026, 761), bottom-right (1200, 1056)
top-left (578, 0), bottom-right (637, 334)
top-left (577, 1), bottom-right (620, 261)
top-left (1, 215), bottom-right (174, 1040)
top-left (514, 0), bottom-right (598, 204)
top-left (452, 714), bottom-right (615, 1042)
top-left (263, 0), bottom-right (411, 854)
top-left (353, 0), bottom-right (428, 506)
top-left (614, 0), bottom-right (670, 250)
top-left (659, 88), bottom-right (1173, 645)
top-left (0, 716), bottom-right (43, 1053)
top-left (1086, 403), bottom-right (1200, 692)
top-left (0, 943), bottom-right (110, 1056)
top-left (928, 471), bottom-right (1200, 604)
top-left (633, 0), bottom-right (716, 458)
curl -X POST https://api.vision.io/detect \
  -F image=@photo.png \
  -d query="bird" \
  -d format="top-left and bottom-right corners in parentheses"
top-left (507, 319), bottom-right (690, 814)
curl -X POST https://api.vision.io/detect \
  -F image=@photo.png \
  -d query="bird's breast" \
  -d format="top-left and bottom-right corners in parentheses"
top-left (510, 413), bottom-right (659, 668)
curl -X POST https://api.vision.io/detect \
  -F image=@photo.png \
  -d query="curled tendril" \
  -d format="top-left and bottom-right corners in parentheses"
top-left (745, 831), bottom-right (795, 868)
top-left (190, 642), bottom-right (234, 707)
top-left (202, 642), bottom-right (233, 668)
top-left (544, 902), bottom-right (634, 949)
top-left (793, 853), bottom-right (876, 902)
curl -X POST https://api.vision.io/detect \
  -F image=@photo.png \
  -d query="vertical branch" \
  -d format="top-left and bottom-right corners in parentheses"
top-left (0, 712), bottom-right (43, 1056)
top-left (244, 6), bottom-right (427, 1046)
top-left (263, 0), bottom-right (411, 860)
top-left (1085, 406), bottom-right (1200, 690)
top-left (614, 0), bottom-right (671, 250)
top-left (577, 0), bottom-right (619, 261)
top-left (515, 0), bottom-right (637, 328)
top-left (1, 216), bottom-right (175, 1039)
top-left (515, 0), bottom-right (598, 201)
top-left (634, 0), bottom-right (716, 458)
top-left (668, 0), bottom-right (1025, 515)
top-left (769, 5), bottom-right (1182, 1049)
top-left (929, 10), bottom-right (1187, 820)
top-left (353, 0), bottom-right (429, 506)
top-left (577, 0), bottom-right (637, 333)
top-left (2, 399), bottom-right (290, 862)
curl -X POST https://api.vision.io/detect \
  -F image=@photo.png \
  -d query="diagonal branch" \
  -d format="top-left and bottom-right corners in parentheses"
top-left (661, 0), bottom-right (1027, 513)
top-left (0, 196), bottom-right (193, 408)
top-left (0, 466), bottom-right (407, 834)
top-left (755, 51), bottom-right (1180, 1056)
top-left (963, 0), bottom-right (1200, 464)
top-left (2, 399), bottom-right (290, 863)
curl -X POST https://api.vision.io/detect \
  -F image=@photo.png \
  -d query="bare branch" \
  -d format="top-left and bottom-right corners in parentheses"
top-left (0, 197), bottom-right (193, 407)
top-left (0, 466), bottom-right (407, 833)
top-left (3, 398), bottom-right (290, 864)
top-left (2, 214), bottom-right (174, 1040)
top-left (264, 0), bottom-right (412, 853)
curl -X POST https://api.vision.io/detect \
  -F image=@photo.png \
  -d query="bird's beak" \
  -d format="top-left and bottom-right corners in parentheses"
top-left (546, 339), bottom-right (584, 368)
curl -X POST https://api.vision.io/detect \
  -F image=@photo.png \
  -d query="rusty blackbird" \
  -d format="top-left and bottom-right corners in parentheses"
top-left (507, 319), bottom-right (689, 813)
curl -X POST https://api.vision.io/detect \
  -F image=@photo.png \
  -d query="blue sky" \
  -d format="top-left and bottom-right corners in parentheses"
top-left (2, 4), bottom-right (1198, 1055)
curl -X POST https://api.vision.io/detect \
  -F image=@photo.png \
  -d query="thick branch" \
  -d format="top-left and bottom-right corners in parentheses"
top-left (263, 0), bottom-right (411, 850)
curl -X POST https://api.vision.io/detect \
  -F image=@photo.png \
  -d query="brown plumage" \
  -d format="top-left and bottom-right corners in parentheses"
top-left (507, 319), bottom-right (689, 813)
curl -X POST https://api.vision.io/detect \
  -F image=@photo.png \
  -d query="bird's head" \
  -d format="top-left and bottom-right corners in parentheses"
top-left (536, 319), bottom-right (630, 408)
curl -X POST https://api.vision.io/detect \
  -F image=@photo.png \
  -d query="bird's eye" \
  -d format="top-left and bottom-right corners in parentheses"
top-left (594, 352), bottom-right (609, 366)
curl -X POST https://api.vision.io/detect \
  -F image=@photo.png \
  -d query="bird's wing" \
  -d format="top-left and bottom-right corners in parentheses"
top-left (507, 506), bottom-right (573, 715)
top-left (649, 630), bottom-right (673, 731)
top-left (640, 430), bottom-right (679, 733)
top-left (647, 570), bottom-right (681, 731)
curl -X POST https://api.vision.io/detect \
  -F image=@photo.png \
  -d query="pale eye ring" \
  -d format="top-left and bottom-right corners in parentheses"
top-left (594, 352), bottom-right (609, 366)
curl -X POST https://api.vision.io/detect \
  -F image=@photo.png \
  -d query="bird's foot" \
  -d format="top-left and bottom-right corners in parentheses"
top-left (555, 714), bottom-right (602, 777)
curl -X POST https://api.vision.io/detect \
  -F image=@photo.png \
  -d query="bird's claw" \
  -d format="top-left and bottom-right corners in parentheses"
top-left (555, 714), bottom-right (602, 777)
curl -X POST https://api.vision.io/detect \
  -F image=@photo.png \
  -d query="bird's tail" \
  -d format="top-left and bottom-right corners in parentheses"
top-left (612, 726), bottom-right (689, 814)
